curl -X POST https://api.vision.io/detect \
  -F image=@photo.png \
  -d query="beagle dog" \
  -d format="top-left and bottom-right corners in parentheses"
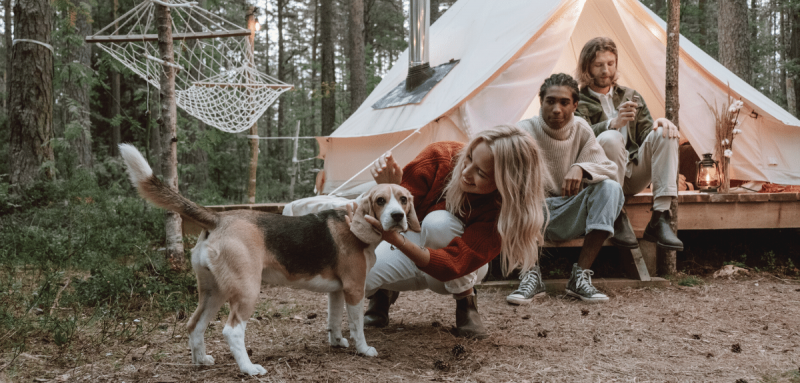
top-left (119, 144), bottom-right (420, 376)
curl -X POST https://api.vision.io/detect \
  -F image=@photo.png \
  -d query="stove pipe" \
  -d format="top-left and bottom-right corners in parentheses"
top-left (406, 0), bottom-right (434, 91)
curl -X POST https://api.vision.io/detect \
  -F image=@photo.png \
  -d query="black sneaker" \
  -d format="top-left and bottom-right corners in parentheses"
top-left (506, 265), bottom-right (546, 305)
top-left (565, 263), bottom-right (609, 303)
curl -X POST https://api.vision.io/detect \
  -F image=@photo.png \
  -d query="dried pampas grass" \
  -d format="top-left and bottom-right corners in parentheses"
top-left (701, 86), bottom-right (744, 193)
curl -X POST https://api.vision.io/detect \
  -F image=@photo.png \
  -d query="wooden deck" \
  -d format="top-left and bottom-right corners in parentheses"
top-left (182, 191), bottom-right (800, 285)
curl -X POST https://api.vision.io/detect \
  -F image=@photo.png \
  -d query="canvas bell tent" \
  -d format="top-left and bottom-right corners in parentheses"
top-left (316, 0), bottom-right (800, 196)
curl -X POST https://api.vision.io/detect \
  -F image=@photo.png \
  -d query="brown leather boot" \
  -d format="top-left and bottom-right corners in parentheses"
top-left (363, 289), bottom-right (399, 328)
top-left (453, 292), bottom-right (488, 339)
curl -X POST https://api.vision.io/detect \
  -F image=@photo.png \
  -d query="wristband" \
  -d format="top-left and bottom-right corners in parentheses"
top-left (390, 235), bottom-right (406, 251)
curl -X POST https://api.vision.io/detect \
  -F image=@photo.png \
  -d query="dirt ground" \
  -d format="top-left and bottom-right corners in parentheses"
top-left (4, 275), bottom-right (800, 383)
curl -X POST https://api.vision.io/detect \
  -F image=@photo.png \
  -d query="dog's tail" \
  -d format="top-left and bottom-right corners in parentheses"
top-left (119, 144), bottom-right (218, 231)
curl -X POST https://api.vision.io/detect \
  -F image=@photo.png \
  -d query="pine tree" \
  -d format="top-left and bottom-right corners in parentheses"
top-left (8, 0), bottom-right (54, 189)
top-left (348, 0), bottom-right (366, 116)
top-left (719, 0), bottom-right (753, 84)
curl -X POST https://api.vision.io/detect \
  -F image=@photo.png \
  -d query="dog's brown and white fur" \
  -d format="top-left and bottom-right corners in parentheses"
top-left (119, 144), bottom-right (420, 376)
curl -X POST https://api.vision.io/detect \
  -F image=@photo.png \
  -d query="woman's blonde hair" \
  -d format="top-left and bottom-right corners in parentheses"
top-left (443, 125), bottom-right (549, 276)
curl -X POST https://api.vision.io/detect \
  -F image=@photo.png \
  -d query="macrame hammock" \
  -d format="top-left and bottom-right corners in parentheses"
top-left (87, 0), bottom-right (291, 134)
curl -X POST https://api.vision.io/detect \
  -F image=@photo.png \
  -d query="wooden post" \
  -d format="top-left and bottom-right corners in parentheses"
top-left (155, 3), bottom-right (184, 271)
top-left (660, 0), bottom-right (680, 276)
top-left (246, 7), bottom-right (259, 204)
top-left (289, 121), bottom-right (301, 200)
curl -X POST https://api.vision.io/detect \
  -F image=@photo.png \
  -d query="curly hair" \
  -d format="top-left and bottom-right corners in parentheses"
top-left (576, 37), bottom-right (619, 89)
top-left (538, 73), bottom-right (580, 103)
top-left (442, 125), bottom-right (550, 276)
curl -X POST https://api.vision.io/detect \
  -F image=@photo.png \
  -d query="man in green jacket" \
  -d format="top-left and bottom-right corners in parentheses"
top-left (574, 37), bottom-right (683, 251)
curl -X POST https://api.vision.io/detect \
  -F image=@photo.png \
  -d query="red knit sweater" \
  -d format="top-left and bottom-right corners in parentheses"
top-left (399, 141), bottom-right (502, 281)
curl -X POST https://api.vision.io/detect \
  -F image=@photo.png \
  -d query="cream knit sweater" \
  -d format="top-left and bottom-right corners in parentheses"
top-left (517, 115), bottom-right (618, 197)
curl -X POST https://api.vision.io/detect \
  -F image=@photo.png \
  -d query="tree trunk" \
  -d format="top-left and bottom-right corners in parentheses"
top-left (698, 0), bottom-right (708, 51)
top-left (110, 0), bottom-right (121, 157)
top-left (247, 6), bottom-right (259, 204)
top-left (654, 0), bottom-right (666, 16)
top-left (277, 0), bottom-right (286, 169)
top-left (312, 0), bottom-right (320, 166)
top-left (288, 121), bottom-right (300, 200)
top-left (750, 0), bottom-right (758, 85)
top-left (155, 3), bottom-right (184, 271)
top-left (719, 0), bottom-right (752, 84)
top-left (4, 0), bottom-right (11, 114)
top-left (261, 2), bottom-right (271, 180)
top-left (180, 0), bottom-right (207, 188)
top-left (148, 107), bottom-right (162, 177)
top-left (430, 0), bottom-right (441, 24)
top-left (790, 3), bottom-right (800, 116)
top-left (780, 0), bottom-right (787, 108)
top-left (348, 0), bottom-right (366, 116)
top-left (8, 0), bottom-right (54, 190)
top-left (320, 0), bottom-right (336, 136)
top-left (660, 0), bottom-right (680, 277)
top-left (64, 0), bottom-right (94, 169)
top-left (110, 71), bottom-right (121, 157)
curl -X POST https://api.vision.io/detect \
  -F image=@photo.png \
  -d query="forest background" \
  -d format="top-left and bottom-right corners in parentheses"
top-left (2, 0), bottom-right (799, 205)
top-left (1, 1), bottom-right (800, 376)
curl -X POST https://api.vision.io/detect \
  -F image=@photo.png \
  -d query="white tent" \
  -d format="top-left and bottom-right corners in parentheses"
top-left (316, 0), bottom-right (800, 195)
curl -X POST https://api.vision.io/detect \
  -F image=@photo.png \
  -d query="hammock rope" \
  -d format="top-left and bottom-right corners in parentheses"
top-left (88, 0), bottom-right (291, 134)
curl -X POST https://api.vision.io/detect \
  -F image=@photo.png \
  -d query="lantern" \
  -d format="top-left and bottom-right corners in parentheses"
top-left (696, 153), bottom-right (720, 192)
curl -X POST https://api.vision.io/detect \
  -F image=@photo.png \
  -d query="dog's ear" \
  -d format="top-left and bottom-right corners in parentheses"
top-left (351, 191), bottom-right (382, 244)
top-left (405, 194), bottom-right (421, 233)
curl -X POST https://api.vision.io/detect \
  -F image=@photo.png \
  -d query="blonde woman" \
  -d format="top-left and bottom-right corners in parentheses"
top-left (362, 125), bottom-right (549, 339)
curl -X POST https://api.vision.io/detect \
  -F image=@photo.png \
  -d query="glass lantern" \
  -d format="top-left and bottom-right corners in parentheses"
top-left (696, 153), bottom-right (720, 192)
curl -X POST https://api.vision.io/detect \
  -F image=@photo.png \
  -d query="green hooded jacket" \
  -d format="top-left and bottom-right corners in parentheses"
top-left (575, 84), bottom-right (654, 165)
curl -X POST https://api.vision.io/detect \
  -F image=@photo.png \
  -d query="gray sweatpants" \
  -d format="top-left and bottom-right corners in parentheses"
top-left (544, 179), bottom-right (625, 241)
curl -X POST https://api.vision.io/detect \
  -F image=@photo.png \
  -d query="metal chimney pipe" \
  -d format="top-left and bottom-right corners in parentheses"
top-left (406, 0), bottom-right (434, 91)
top-left (409, 0), bottom-right (430, 67)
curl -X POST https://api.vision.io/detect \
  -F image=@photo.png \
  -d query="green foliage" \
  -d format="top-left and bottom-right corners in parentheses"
top-left (761, 250), bottom-right (777, 271)
top-left (677, 275), bottom-right (704, 287)
top-left (0, 172), bottom-right (198, 364)
top-left (724, 254), bottom-right (748, 269)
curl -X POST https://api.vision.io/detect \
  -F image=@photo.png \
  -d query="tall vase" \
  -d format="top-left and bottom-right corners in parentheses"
top-left (719, 158), bottom-right (731, 193)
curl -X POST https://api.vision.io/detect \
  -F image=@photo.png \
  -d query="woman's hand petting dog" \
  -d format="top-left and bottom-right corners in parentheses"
top-left (343, 201), bottom-right (359, 228)
top-left (345, 203), bottom-right (430, 268)
top-left (345, 202), bottom-right (403, 247)
top-left (371, 151), bottom-right (403, 185)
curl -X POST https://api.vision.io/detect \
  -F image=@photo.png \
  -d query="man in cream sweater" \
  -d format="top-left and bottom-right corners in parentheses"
top-left (507, 73), bottom-right (624, 304)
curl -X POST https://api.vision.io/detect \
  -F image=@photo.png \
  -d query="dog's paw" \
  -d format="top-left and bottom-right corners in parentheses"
top-left (358, 346), bottom-right (378, 357)
top-left (329, 336), bottom-right (349, 348)
top-left (194, 355), bottom-right (214, 366)
top-left (239, 363), bottom-right (267, 376)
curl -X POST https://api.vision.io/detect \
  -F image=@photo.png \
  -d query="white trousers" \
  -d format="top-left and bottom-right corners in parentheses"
top-left (597, 128), bottom-right (679, 199)
top-left (365, 210), bottom-right (489, 298)
top-left (283, 197), bottom-right (488, 298)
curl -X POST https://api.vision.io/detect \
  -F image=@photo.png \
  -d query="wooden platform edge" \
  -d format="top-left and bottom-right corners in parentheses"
top-left (478, 277), bottom-right (671, 292)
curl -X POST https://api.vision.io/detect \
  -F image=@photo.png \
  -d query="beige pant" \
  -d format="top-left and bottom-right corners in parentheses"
top-left (597, 128), bottom-right (679, 199)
